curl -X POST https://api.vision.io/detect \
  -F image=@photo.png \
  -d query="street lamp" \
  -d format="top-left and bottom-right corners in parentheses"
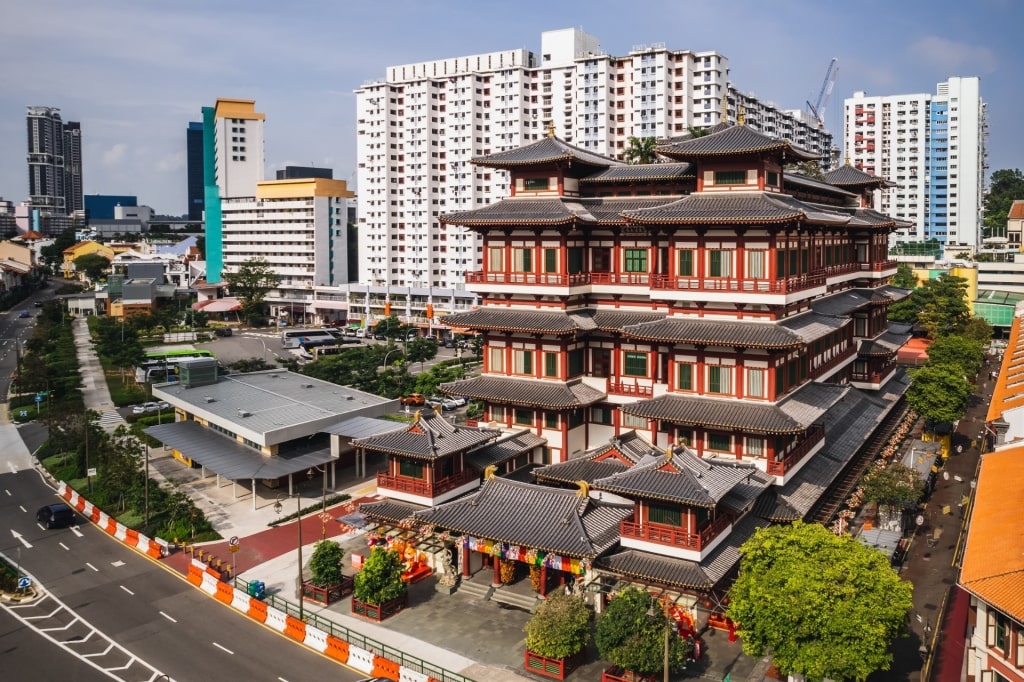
top-left (275, 493), bottom-right (305, 621)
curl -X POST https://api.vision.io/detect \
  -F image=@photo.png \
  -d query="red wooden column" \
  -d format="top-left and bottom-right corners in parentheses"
top-left (540, 564), bottom-right (548, 597)
top-left (462, 546), bottom-right (471, 577)
top-left (492, 554), bottom-right (501, 586)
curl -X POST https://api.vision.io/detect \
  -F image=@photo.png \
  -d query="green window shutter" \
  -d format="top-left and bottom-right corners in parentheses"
top-left (678, 249), bottom-right (693, 276)
top-left (776, 250), bottom-right (786, 276)
top-left (523, 352), bottom-right (533, 374)
top-left (624, 352), bottom-right (648, 376)
top-left (567, 348), bottom-right (585, 376)
top-left (544, 352), bottom-right (557, 377)
top-left (648, 504), bottom-right (682, 526)
top-left (710, 250), bottom-right (722, 277)
top-left (677, 363), bottom-right (692, 390)
top-left (544, 248), bottom-right (557, 273)
top-left (567, 247), bottom-right (584, 273)
top-left (708, 366), bottom-right (721, 393)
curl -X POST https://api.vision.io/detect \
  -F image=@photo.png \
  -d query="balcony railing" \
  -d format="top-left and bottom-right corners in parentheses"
top-left (851, 360), bottom-right (897, 384)
top-left (620, 511), bottom-right (734, 551)
top-left (766, 423), bottom-right (825, 476)
top-left (860, 260), bottom-right (898, 272)
top-left (811, 345), bottom-right (856, 378)
top-left (607, 381), bottom-right (653, 398)
top-left (377, 466), bottom-right (480, 498)
top-left (650, 272), bottom-right (826, 294)
top-left (465, 271), bottom-right (590, 286)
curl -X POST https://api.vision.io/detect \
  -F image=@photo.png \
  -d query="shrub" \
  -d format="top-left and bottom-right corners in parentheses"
top-left (353, 546), bottom-right (406, 605)
top-left (525, 592), bottom-right (591, 659)
top-left (308, 540), bottom-right (345, 587)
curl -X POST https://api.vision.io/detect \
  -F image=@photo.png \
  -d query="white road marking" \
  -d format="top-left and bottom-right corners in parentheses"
top-left (86, 562), bottom-right (98, 572)
top-left (71, 526), bottom-right (84, 537)
top-left (18, 505), bottom-right (26, 512)
top-left (278, 678), bottom-right (290, 682)
top-left (212, 642), bottom-right (234, 655)
top-left (119, 585), bottom-right (134, 596)
top-left (159, 611), bottom-right (177, 623)
top-left (4, 488), bottom-right (10, 495)
top-left (11, 529), bottom-right (32, 548)
top-left (111, 560), bottom-right (125, 567)
top-left (59, 542), bottom-right (70, 551)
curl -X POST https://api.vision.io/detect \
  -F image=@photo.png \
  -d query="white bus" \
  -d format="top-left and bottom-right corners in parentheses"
top-left (281, 328), bottom-right (336, 348)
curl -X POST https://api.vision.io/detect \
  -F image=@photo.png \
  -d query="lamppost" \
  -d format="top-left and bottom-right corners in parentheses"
top-left (275, 493), bottom-right (304, 621)
top-left (307, 465), bottom-right (329, 540)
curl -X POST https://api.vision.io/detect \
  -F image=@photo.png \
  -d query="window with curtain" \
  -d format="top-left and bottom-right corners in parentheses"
top-left (708, 433), bottom-right (731, 451)
top-left (490, 406), bottom-right (506, 422)
top-left (677, 362), bottom-right (693, 390)
top-left (648, 504), bottom-right (682, 526)
top-left (544, 352), bottom-right (558, 377)
top-left (624, 248), bottom-right (648, 273)
top-left (709, 250), bottom-right (732, 277)
top-left (747, 368), bottom-right (765, 398)
top-left (513, 349), bottom-right (533, 374)
top-left (746, 250), bottom-right (766, 278)
top-left (487, 247), bottom-right (504, 271)
top-left (746, 437), bottom-right (765, 457)
top-left (708, 365), bottom-right (731, 394)
top-left (488, 347), bottom-right (504, 372)
top-left (543, 248), bottom-right (558, 273)
top-left (622, 413), bottom-right (648, 429)
top-left (677, 249), bottom-right (694, 276)
top-left (512, 247), bottom-right (533, 272)
top-left (624, 352), bottom-right (648, 377)
top-left (591, 406), bottom-right (613, 425)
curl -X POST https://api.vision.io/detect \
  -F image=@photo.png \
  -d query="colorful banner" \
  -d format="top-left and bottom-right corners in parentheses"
top-left (461, 536), bottom-right (587, 575)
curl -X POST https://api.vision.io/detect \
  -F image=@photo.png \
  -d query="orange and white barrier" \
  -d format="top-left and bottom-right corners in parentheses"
top-left (57, 481), bottom-right (169, 560)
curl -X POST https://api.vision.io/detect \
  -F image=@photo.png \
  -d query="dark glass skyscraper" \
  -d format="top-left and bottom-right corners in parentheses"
top-left (26, 106), bottom-right (82, 216)
top-left (186, 121), bottom-right (205, 221)
top-left (63, 121), bottom-right (83, 213)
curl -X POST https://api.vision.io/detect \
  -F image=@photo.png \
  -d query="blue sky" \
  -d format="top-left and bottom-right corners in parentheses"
top-left (0, 0), bottom-right (1018, 215)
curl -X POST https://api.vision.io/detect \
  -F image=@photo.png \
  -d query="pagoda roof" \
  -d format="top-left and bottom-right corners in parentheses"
top-left (438, 196), bottom-right (672, 228)
top-left (440, 375), bottom-right (606, 409)
top-left (413, 477), bottom-right (632, 558)
top-left (593, 448), bottom-right (772, 508)
top-left (351, 409), bottom-right (500, 460)
top-left (532, 431), bottom-right (663, 486)
top-left (440, 307), bottom-right (665, 335)
top-left (783, 172), bottom-right (858, 199)
top-left (358, 498), bottom-right (426, 525)
top-left (472, 135), bottom-right (621, 170)
top-left (622, 316), bottom-right (808, 349)
top-left (467, 430), bottom-right (547, 471)
top-left (655, 123), bottom-right (819, 163)
top-left (825, 204), bottom-right (898, 228)
top-left (810, 288), bottom-right (896, 317)
top-left (621, 381), bottom-right (850, 435)
top-left (580, 162), bottom-right (695, 184)
top-left (621, 191), bottom-right (852, 226)
top-left (824, 164), bottom-right (897, 189)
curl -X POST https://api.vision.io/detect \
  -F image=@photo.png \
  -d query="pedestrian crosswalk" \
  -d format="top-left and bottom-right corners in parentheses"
top-left (97, 410), bottom-right (127, 430)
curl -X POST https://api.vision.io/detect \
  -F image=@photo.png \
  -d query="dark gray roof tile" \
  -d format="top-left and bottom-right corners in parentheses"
top-left (622, 316), bottom-right (803, 349)
top-left (824, 164), bottom-right (896, 188)
top-left (581, 163), bottom-right (695, 184)
top-left (472, 136), bottom-right (621, 169)
top-left (440, 376), bottom-right (605, 409)
top-left (621, 191), bottom-right (851, 226)
top-left (467, 430), bottom-right (547, 470)
top-left (352, 410), bottom-right (499, 460)
top-left (656, 124), bottom-right (819, 162)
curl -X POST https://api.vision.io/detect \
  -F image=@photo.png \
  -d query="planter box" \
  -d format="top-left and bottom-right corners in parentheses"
top-left (524, 649), bottom-right (584, 680)
top-left (351, 593), bottom-right (408, 622)
top-left (601, 667), bottom-right (657, 682)
top-left (302, 575), bottom-right (354, 605)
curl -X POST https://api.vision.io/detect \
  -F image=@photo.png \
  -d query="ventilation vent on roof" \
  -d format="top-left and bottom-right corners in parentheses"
top-left (204, 396), bottom-right (215, 403)
top-left (238, 410), bottom-right (251, 418)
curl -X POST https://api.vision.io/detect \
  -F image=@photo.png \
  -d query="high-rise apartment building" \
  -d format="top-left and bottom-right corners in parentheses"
top-left (186, 121), bottom-right (205, 221)
top-left (355, 28), bottom-right (834, 328)
top-left (62, 121), bottom-right (83, 214)
top-left (844, 76), bottom-right (986, 247)
top-left (26, 106), bottom-right (68, 213)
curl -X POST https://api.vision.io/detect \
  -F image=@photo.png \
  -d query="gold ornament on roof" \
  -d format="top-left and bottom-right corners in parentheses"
top-left (737, 105), bottom-right (745, 125)
top-left (721, 87), bottom-right (729, 123)
top-left (413, 409), bottom-right (422, 424)
top-left (575, 480), bottom-right (590, 498)
top-left (665, 446), bottom-right (673, 462)
top-left (547, 120), bottom-right (556, 138)
top-left (484, 465), bottom-right (498, 480)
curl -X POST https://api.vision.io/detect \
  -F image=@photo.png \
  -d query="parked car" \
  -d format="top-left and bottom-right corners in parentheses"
top-left (33, 301), bottom-right (43, 308)
top-left (156, 401), bottom-right (170, 411)
top-left (37, 503), bottom-right (75, 529)
top-left (132, 401), bottom-right (161, 414)
top-left (355, 329), bottom-right (366, 338)
top-left (441, 398), bottom-right (460, 411)
top-left (399, 393), bottom-right (426, 406)
top-left (345, 328), bottom-right (357, 337)
top-left (213, 327), bottom-right (233, 337)
top-left (443, 339), bottom-right (457, 348)
top-left (18, 310), bottom-right (30, 318)
top-left (449, 396), bottom-right (468, 407)
top-left (373, 333), bottom-right (387, 341)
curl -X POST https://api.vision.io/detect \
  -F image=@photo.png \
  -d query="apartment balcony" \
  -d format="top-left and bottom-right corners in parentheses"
top-left (766, 423), bottom-right (824, 477)
top-left (377, 466), bottom-right (480, 499)
top-left (607, 380), bottom-right (653, 398)
top-left (620, 512), bottom-right (734, 552)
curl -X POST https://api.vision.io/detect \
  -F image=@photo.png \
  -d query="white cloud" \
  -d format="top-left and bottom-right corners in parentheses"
top-left (102, 143), bottom-right (127, 166)
top-left (157, 151), bottom-right (186, 173)
top-left (907, 36), bottom-right (998, 74)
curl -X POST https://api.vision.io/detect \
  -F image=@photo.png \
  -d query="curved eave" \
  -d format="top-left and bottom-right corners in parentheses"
top-left (437, 215), bottom-right (578, 228)
top-left (436, 319), bottom-right (577, 336)
top-left (658, 145), bottom-right (819, 163)
top-left (439, 388), bottom-right (597, 410)
top-left (594, 484), bottom-right (717, 508)
top-left (419, 521), bottom-right (594, 559)
top-left (621, 332), bottom-right (802, 350)
top-left (622, 213), bottom-right (804, 226)
top-left (580, 174), bottom-right (697, 184)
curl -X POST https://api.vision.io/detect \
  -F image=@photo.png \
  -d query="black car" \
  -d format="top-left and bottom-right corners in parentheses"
top-left (214, 327), bottom-right (233, 337)
top-left (37, 503), bottom-right (75, 529)
top-left (373, 333), bottom-right (387, 340)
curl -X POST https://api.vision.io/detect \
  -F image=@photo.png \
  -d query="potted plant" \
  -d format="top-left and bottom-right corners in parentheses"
top-left (596, 587), bottom-right (691, 682)
top-left (302, 540), bottom-right (352, 605)
top-left (524, 592), bottom-right (591, 679)
top-left (352, 546), bottom-right (408, 621)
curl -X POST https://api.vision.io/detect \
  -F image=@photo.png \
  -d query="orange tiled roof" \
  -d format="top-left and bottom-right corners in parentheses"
top-left (959, 444), bottom-right (1024, 622)
top-left (1008, 200), bottom-right (1024, 220)
top-left (987, 315), bottom-right (1024, 422)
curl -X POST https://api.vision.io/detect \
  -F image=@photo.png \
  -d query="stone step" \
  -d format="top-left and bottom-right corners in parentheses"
top-left (490, 586), bottom-right (541, 613)
top-left (456, 577), bottom-right (494, 601)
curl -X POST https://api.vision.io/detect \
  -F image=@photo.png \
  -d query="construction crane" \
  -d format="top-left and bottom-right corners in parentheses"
top-left (806, 57), bottom-right (839, 129)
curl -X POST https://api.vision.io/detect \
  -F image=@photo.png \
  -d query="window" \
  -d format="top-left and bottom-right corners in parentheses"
top-left (544, 412), bottom-right (559, 429)
top-left (677, 249), bottom-right (694, 276)
top-left (766, 171), bottom-right (779, 186)
top-left (746, 250), bottom-right (766, 279)
top-left (514, 349), bottom-right (533, 374)
top-left (747, 437), bottom-right (765, 457)
top-left (487, 247), bottom-right (504, 270)
top-left (490, 406), bottom-right (506, 422)
top-left (567, 348), bottom-right (585, 377)
top-left (524, 177), bottom-right (550, 191)
top-left (677, 362), bottom-right (693, 390)
top-left (515, 409), bottom-right (533, 426)
top-left (624, 352), bottom-right (648, 377)
top-left (543, 248), bottom-right (557, 273)
top-left (591, 405), bottom-right (613, 425)
top-left (747, 368), bottom-right (766, 398)
top-left (544, 352), bottom-right (558, 377)
top-left (622, 413), bottom-right (648, 429)
top-left (567, 247), bottom-right (584, 273)
top-left (708, 366), bottom-right (731, 394)
top-left (624, 248), bottom-right (648, 273)
top-left (708, 433), bottom-right (731, 452)
top-left (568, 409), bottom-right (585, 428)
top-left (399, 460), bottom-right (424, 478)
top-left (709, 250), bottom-right (732, 277)
top-left (512, 248), bottom-right (532, 272)
top-left (488, 347), bottom-right (505, 372)
top-left (648, 503), bottom-right (682, 526)
top-left (714, 170), bottom-right (746, 185)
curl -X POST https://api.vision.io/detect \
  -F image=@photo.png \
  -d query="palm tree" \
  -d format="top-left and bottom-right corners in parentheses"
top-left (623, 136), bottom-right (659, 165)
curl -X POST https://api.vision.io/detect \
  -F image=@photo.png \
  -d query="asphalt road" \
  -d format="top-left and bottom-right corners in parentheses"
top-left (1, 470), bottom-right (369, 682)
top-left (0, 301), bottom-right (43, 403)
top-left (0, 606), bottom-right (112, 682)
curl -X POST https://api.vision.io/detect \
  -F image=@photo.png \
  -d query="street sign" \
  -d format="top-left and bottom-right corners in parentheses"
top-left (34, 395), bottom-right (42, 403)
top-left (87, 468), bottom-right (97, 477)
top-left (228, 536), bottom-right (239, 547)
top-left (229, 545), bottom-right (239, 554)
top-left (17, 576), bottom-right (31, 589)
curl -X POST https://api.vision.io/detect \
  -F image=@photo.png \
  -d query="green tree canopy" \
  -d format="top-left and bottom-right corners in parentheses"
top-left (860, 462), bottom-right (925, 508)
top-left (524, 592), bottom-right (591, 659)
top-left (887, 273), bottom-right (970, 337)
top-left (962, 316), bottom-right (993, 343)
top-left (373, 314), bottom-right (416, 341)
top-left (983, 168), bottom-right (1024, 237)
top-left (595, 587), bottom-right (690, 676)
top-left (906, 362), bottom-right (973, 426)
top-left (74, 253), bottom-right (111, 281)
top-left (308, 540), bottom-right (345, 587)
top-left (353, 546), bottom-right (407, 605)
top-left (405, 336), bottom-right (438, 372)
top-left (925, 335), bottom-right (985, 376)
top-left (727, 521), bottom-right (912, 681)
top-left (623, 136), bottom-right (659, 165)
top-left (40, 227), bottom-right (78, 267)
top-left (793, 160), bottom-right (826, 180)
top-left (891, 263), bottom-right (918, 289)
top-left (224, 258), bottom-right (281, 319)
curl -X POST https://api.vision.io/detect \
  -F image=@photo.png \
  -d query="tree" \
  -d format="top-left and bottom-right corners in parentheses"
top-left (906, 363), bottom-right (973, 426)
top-left (887, 273), bottom-right (970, 337)
top-left (891, 263), bottom-right (917, 290)
top-left (860, 462), bottom-right (924, 510)
top-left (405, 336), bottom-right (438, 372)
top-left (74, 253), bottom-right (111, 281)
top-left (623, 136), bottom-right (659, 165)
top-left (962, 316), bottom-right (993, 343)
top-left (524, 592), bottom-right (591, 660)
top-left (308, 540), bottom-right (345, 587)
top-left (353, 546), bottom-right (407, 605)
top-left (983, 169), bottom-right (1024, 237)
top-left (223, 258), bottom-right (281, 321)
top-left (40, 227), bottom-right (77, 267)
top-left (373, 314), bottom-right (416, 341)
top-left (727, 521), bottom-right (912, 682)
top-left (686, 126), bottom-right (710, 138)
top-left (925, 335), bottom-right (984, 376)
top-left (595, 587), bottom-right (690, 677)
top-left (793, 160), bottom-right (825, 181)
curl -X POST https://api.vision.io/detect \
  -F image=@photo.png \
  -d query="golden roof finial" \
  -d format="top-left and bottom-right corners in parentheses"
top-left (547, 120), bottom-right (556, 138)
top-left (665, 446), bottom-right (673, 462)
top-left (433, 403), bottom-right (443, 416)
top-left (737, 105), bottom-right (745, 126)
top-left (413, 409), bottom-right (421, 424)
top-left (484, 465), bottom-right (498, 480)
top-left (721, 87), bottom-right (729, 124)
top-left (575, 480), bottom-right (590, 498)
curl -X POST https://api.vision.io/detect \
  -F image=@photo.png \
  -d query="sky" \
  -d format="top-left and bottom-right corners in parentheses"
top-left (1, 0), bottom-right (1019, 216)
